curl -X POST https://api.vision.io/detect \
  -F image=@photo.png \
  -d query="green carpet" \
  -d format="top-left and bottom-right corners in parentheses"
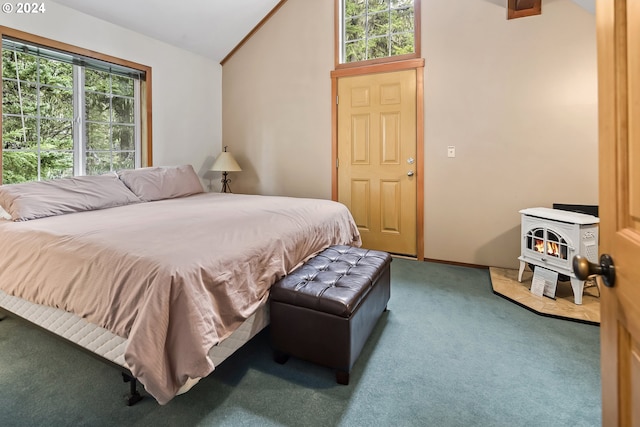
top-left (0, 259), bottom-right (601, 426)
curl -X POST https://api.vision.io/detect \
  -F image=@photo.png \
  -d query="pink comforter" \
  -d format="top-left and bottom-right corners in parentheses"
top-left (0, 193), bottom-right (360, 404)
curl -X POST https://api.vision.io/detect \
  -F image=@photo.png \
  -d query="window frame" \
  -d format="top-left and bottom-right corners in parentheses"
top-left (334, 0), bottom-right (421, 69)
top-left (0, 26), bottom-right (153, 184)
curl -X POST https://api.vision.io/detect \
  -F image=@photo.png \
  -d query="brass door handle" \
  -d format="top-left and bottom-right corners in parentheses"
top-left (572, 254), bottom-right (616, 287)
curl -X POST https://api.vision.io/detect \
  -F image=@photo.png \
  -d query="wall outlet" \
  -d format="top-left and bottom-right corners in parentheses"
top-left (447, 146), bottom-right (456, 158)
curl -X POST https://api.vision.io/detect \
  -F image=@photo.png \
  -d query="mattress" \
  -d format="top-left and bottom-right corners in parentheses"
top-left (0, 287), bottom-right (270, 394)
top-left (0, 192), bottom-right (360, 403)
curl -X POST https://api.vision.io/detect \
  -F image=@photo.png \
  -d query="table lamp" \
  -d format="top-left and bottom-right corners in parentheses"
top-left (211, 146), bottom-right (242, 193)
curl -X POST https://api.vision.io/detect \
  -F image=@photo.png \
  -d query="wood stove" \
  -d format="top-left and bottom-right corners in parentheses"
top-left (517, 207), bottom-right (599, 304)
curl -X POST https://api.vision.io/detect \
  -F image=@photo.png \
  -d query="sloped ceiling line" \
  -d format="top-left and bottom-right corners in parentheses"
top-left (221, 0), bottom-right (288, 65)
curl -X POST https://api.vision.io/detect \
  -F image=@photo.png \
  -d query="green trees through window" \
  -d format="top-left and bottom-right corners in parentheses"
top-left (2, 49), bottom-right (74, 183)
top-left (342, 0), bottom-right (415, 64)
top-left (1, 42), bottom-right (140, 184)
top-left (84, 69), bottom-right (136, 176)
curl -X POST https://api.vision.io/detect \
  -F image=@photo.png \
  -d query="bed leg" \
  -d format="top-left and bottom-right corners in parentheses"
top-left (122, 373), bottom-right (143, 406)
top-left (273, 350), bottom-right (290, 364)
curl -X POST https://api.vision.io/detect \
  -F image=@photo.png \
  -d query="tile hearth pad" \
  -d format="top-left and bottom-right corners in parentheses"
top-left (490, 267), bottom-right (600, 325)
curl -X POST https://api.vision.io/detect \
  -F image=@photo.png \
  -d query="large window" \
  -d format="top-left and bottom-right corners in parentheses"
top-left (0, 29), bottom-right (151, 184)
top-left (339, 0), bottom-right (419, 66)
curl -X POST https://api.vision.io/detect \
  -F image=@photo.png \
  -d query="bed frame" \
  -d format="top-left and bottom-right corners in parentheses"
top-left (0, 289), bottom-right (269, 405)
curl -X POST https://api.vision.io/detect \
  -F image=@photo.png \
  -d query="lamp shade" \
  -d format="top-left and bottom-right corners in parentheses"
top-left (211, 151), bottom-right (242, 172)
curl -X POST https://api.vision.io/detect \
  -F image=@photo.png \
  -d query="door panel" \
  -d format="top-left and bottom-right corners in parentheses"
top-left (337, 70), bottom-right (417, 256)
top-left (381, 113), bottom-right (401, 163)
top-left (598, 1), bottom-right (640, 425)
top-left (380, 83), bottom-right (401, 105)
top-left (351, 115), bottom-right (370, 163)
top-left (381, 180), bottom-right (401, 233)
top-left (350, 180), bottom-right (370, 230)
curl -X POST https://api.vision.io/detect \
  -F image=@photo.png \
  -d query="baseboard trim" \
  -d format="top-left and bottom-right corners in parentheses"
top-left (422, 258), bottom-right (489, 270)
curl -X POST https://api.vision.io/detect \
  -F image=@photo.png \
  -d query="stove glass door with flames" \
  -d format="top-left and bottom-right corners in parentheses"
top-left (525, 227), bottom-right (569, 266)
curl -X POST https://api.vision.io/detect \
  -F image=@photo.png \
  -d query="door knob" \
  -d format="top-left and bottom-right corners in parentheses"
top-left (407, 170), bottom-right (414, 177)
top-left (572, 254), bottom-right (615, 287)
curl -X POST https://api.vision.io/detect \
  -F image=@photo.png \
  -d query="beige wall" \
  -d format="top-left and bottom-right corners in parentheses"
top-left (2, 1), bottom-right (223, 186)
top-left (222, 0), bottom-right (334, 199)
top-left (222, 0), bottom-right (598, 268)
top-left (423, 0), bottom-right (597, 268)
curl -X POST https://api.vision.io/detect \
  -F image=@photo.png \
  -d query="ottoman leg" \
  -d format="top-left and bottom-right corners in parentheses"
top-left (336, 370), bottom-right (350, 385)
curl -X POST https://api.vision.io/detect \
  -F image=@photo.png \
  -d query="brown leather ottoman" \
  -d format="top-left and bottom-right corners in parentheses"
top-left (270, 245), bottom-right (391, 385)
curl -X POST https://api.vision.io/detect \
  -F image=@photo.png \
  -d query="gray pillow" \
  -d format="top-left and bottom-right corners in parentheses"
top-left (117, 165), bottom-right (204, 202)
top-left (0, 174), bottom-right (141, 221)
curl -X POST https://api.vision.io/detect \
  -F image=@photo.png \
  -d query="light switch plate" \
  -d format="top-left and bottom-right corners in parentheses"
top-left (447, 146), bottom-right (456, 158)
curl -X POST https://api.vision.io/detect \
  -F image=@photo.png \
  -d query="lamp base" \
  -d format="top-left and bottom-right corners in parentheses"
top-left (220, 172), bottom-right (232, 193)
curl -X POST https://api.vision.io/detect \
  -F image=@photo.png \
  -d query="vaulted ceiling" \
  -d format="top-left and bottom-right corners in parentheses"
top-left (53, 0), bottom-right (282, 63)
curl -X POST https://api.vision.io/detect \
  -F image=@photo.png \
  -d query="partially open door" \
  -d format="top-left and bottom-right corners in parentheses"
top-left (595, 1), bottom-right (640, 424)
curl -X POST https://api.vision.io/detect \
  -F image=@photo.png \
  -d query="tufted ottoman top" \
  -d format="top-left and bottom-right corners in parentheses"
top-left (270, 245), bottom-right (392, 318)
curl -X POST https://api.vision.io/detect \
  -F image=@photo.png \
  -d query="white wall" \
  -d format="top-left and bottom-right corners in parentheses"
top-left (0, 1), bottom-right (222, 186)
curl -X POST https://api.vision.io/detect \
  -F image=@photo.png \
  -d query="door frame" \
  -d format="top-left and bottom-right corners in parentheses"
top-left (331, 58), bottom-right (425, 260)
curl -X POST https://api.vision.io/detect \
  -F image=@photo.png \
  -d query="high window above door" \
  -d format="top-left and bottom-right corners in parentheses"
top-left (337, 0), bottom-right (420, 68)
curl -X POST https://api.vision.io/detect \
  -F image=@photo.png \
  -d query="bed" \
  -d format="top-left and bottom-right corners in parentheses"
top-left (0, 165), bottom-right (361, 405)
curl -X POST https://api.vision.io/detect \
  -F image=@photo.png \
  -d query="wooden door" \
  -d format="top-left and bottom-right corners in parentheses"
top-left (337, 70), bottom-right (417, 256)
top-left (597, 1), bottom-right (640, 425)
